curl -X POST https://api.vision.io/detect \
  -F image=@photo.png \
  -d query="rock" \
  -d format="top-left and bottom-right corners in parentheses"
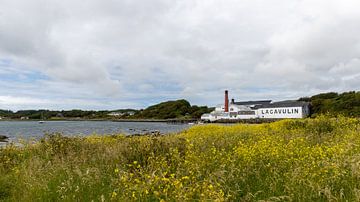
top-left (150, 130), bottom-right (161, 136)
top-left (0, 135), bottom-right (9, 142)
top-left (127, 130), bottom-right (162, 137)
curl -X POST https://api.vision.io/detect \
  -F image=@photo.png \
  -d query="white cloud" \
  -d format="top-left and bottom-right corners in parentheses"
top-left (0, 95), bottom-right (137, 111)
top-left (0, 0), bottom-right (360, 110)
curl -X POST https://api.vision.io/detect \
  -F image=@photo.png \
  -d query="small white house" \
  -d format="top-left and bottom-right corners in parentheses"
top-left (108, 111), bottom-right (135, 116)
top-left (108, 112), bottom-right (123, 116)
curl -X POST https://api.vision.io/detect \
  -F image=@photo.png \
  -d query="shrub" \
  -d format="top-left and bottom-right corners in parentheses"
top-left (1, 116), bottom-right (360, 201)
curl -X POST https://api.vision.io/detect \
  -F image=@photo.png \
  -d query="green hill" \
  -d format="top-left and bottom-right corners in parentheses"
top-left (299, 91), bottom-right (360, 117)
top-left (134, 99), bottom-right (213, 119)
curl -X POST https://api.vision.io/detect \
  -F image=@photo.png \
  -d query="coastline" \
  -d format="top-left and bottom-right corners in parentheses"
top-left (0, 118), bottom-right (199, 123)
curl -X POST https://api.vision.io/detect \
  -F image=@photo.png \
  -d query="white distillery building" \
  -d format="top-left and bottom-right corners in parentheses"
top-left (201, 90), bottom-right (310, 122)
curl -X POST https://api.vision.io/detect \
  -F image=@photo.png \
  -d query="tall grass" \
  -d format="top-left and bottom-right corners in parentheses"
top-left (1, 116), bottom-right (360, 201)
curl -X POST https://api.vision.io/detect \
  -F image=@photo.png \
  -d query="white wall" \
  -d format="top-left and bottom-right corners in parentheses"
top-left (256, 107), bottom-right (304, 119)
top-left (229, 104), bottom-right (252, 112)
top-left (215, 104), bottom-right (225, 112)
top-left (236, 114), bottom-right (257, 119)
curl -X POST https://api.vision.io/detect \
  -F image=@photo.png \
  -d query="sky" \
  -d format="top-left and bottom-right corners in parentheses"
top-left (1, 0), bottom-right (360, 111)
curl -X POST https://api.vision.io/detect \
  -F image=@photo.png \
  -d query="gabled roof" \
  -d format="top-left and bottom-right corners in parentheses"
top-left (234, 100), bottom-right (272, 105)
top-left (252, 100), bottom-right (310, 109)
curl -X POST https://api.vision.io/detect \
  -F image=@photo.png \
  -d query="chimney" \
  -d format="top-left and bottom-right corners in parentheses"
top-left (224, 90), bottom-right (229, 112)
top-left (231, 98), bottom-right (235, 104)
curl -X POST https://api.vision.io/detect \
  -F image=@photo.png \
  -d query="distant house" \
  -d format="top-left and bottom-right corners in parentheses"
top-left (56, 113), bottom-right (64, 118)
top-left (20, 116), bottom-right (29, 120)
top-left (108, 111), bottom-right (135, 116)
top-left (108, 112), bottom-right (123, 116)
top-left (127, 111), bottom-right (135, 116)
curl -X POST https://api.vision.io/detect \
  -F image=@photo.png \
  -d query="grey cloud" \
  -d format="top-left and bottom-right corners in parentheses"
top-left (0, 0), bottom-right (360, 110)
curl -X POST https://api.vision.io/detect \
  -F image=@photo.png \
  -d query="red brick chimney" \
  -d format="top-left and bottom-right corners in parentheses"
top-left (225, 90), bottom-right (229, 112)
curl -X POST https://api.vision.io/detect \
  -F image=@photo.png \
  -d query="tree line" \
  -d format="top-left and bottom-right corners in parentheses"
top-left (0, 109), bottom-right (136, 120)
top-left (0, 100), bottom-right (213, 120)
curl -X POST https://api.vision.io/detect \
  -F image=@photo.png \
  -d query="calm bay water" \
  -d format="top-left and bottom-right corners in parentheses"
top-left (0, 121), bottom-right (190, 141)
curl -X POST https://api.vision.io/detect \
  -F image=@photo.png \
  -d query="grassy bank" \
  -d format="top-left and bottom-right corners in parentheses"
top-left (1, 116), bottom-right (360, 201)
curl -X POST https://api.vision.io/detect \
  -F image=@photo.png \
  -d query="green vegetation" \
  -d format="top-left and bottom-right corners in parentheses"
top-left (0, 110), bottom-right (12, 117)
top-left (300, 91), bottom-right (360, 117)
top-left (133, 99), bottom-right (213, 119)
top-left (0, 100), bottom-right (212, 120)
top-left (0, 109), bottom-right (118, 120)
top-left (1, 116), bottom-right (360, 201)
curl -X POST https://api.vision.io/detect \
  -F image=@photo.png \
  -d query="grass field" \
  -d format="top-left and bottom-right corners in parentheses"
top-left (1, 116), bottom-right (360, 201)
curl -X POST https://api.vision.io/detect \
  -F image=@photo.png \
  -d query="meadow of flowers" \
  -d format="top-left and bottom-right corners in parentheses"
top-left (1, 116), bottom-right (360, 201)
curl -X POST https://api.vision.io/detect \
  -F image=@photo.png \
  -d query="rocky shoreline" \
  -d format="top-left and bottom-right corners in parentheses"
top-left (0, 135), bottom-right (9, 142)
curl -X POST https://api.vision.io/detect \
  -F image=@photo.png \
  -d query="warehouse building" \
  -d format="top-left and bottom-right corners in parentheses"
top-left (201, 90), bottom-right (310, 121)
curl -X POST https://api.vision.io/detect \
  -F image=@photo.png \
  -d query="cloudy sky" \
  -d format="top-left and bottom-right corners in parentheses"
top-left (1, 0), bottom-right (360, 110)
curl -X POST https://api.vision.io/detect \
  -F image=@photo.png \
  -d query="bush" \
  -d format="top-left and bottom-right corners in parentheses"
top-left (1, 116), bottom-right (360, 201)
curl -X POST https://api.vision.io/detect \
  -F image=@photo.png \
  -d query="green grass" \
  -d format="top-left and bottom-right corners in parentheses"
top-left (1, 116), bottom-right (360, 201)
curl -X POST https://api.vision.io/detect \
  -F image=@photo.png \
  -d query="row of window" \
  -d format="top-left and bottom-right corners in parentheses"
top-left (229, 111), bottom-right (256, 118)
top-left (238, 111), bottom-right (256, 115)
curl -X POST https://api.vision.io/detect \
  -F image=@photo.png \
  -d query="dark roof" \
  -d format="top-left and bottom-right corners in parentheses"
top-left (252, 100), bottom-right (310, 109)
top-left (233, 100), bottom-right (272, 105)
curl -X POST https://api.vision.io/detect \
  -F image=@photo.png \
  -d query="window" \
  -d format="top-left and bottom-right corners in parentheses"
top-left (238, 111), bottom-right (255, 115)
top-left (230, 112), bottom-right (237, 117)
